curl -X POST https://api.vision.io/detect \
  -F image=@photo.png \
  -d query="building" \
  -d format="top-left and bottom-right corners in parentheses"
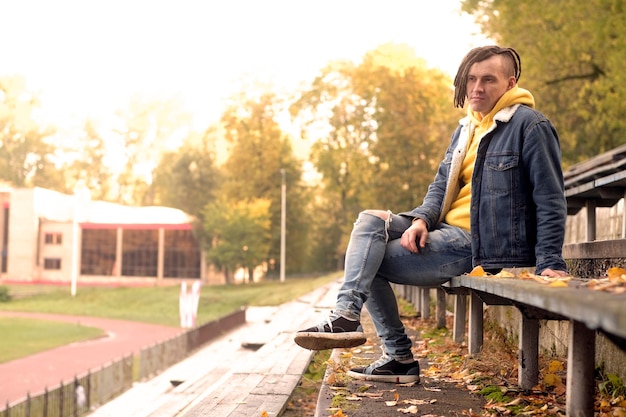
top-left (0, 187), bottom-right (225, 286)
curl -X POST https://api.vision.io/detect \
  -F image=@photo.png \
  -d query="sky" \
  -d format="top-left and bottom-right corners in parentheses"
top-left (0, 0), bottom-right (490, 131)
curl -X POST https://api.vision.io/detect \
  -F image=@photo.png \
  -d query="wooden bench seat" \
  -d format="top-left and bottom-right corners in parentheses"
top-left (404, 274), bottom-right (626, 417)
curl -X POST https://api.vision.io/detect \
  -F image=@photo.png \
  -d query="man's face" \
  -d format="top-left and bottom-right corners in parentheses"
top-left (466, 55), bottom-right (516, 115)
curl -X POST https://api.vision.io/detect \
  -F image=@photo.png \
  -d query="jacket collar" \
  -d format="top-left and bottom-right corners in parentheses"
top-left (459, 104), bottom-right (521, 127)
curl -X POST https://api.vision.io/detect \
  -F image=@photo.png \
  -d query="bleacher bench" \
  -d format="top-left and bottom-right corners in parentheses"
top-left (400, 264), bottom-right (626, 417)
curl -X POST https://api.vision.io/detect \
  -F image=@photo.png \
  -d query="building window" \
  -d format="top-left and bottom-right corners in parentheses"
top-left (44, 258), bottom-right (61, 270)
top-left (164, 230), bottom-right (201, 278)
top-left (81, 229), bottom-right (117, 276)
top-left (44, 233), bottom-right (63, 245)
top-left (122, 229), bottom-right (158, 277)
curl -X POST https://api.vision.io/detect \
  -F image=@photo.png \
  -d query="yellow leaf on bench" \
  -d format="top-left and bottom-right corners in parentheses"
top-left (607, 267), bottom-right (626, 282)
top-left (468, 266), bottom-right (487, 276)
top-left (548, 280), bottom-right (569, 288)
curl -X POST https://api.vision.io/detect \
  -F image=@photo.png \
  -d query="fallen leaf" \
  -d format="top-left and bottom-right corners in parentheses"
top-left (548, 280), bottom-right (569, 287)
top-left (592, 281), bottom-right (624, 291)
top-left (503, 398), bottom-right (523, 406)
top-left (543, 373), bottom-right (562, 387)
top-left (599, 398), bottom-right (612, 412)
top-left (613, 407), bottom-right (626, 417)
top-left (402, 399), bottom-right (437, 405)
top-left (326, 372), bottom-right (337, 385)
top-left (517, 270), bottom-right (537, 279)
top-left (451, 368), bottom-right (470, 379)
top-left (356, 391), bottom-right (383, 398)
top-left (548, 360), bottom-right (564, 373)
top-left (397, 405), bottom-right (419, 414)
top-left (468, 266), bottom-right (488, 276)
top-left (607, 267), bottom-right (626, 281)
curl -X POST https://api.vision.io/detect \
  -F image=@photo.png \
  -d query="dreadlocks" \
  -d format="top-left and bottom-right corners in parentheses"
top-left (453, 45), bottom-right (522, 108)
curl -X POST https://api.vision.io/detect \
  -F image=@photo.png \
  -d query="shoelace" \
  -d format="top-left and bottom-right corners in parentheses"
top-left (324, 316), bottom-right (335, 332)
top-left (366, 354), bottom-right (392, 371)
top-left (322, 311), bottom-right (341, 332)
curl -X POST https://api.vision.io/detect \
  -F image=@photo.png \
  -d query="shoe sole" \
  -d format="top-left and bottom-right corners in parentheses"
top-left (346, 369), bottom-right (420, 384)
top-left (294, 331), bottom-right (366, 350)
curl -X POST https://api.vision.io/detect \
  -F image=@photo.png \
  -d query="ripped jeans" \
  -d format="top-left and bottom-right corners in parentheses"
top-left (334, 211), bottom-right (472, 361)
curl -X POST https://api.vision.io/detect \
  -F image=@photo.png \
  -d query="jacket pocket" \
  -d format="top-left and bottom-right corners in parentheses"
top-left (484, 153), bottom-right (519, 195)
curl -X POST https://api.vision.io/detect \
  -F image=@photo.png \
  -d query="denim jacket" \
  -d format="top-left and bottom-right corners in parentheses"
top-left (405, 104), bottom-right (567, 274)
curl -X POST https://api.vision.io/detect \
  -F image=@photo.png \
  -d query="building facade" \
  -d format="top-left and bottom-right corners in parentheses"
top-left (0, 187), bottom-right (225, 285)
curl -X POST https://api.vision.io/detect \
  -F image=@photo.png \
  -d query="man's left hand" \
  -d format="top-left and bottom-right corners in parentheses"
top-left (540, 268), bottom-right (570, 278)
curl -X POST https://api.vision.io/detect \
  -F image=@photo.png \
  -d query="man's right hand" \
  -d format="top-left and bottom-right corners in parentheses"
top-left (401, 218), bottom-right (429, 253)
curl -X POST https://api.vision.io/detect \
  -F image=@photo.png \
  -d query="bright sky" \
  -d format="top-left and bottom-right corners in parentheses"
top-left (0, 0), bottom-right (490, 131)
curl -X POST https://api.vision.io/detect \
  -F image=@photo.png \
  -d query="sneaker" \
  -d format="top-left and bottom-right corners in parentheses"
top-left (294, 315), bottom-right (366, 350)
top-left (347, 355), bottom-right (420, 383)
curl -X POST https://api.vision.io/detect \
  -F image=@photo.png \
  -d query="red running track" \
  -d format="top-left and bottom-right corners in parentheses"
top-left (0, 312), bottom-right (183, 406)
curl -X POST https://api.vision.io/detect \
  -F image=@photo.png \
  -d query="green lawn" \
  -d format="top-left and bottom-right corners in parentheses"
top-left (0, 274), bottom-right (339, 327)
top-left (0, 274), bottom-right (339, 363)
top-left (0, 317), bottom-right (104, 363)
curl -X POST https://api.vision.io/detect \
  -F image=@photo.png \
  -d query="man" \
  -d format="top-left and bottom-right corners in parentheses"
top-left (294, 45), bottom-right (569, 384)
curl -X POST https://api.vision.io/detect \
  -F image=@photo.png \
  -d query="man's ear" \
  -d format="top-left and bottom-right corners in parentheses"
top-left (507, 77), bottom-right (517, 90)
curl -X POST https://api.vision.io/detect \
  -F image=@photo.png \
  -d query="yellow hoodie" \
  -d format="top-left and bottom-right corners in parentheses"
top-left (444, 86), bottom-right (535, 231)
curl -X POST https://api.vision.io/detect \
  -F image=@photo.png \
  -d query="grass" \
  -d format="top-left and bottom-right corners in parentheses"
top-left (0, 317), bottom-right (104, 363)
top-left (0, 274), bottom-right (339, 327)
top-left (0, 274), bottom-right (339, 363)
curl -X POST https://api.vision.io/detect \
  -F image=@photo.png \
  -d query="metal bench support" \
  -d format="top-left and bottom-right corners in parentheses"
top-left (468, 291), bottom-right (483, 356)
top-left (453, 294), bottom-right (467, 344)
top-left (566, 321), bottom-right (596, 417)
top-left (518, 316), bottom-right (539, 389)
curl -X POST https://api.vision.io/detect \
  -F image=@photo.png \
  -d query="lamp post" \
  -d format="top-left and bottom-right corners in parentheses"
top-left (280, 169), bottom-right (286, 283)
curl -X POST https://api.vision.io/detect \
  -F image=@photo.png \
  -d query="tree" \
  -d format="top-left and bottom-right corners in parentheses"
top-left (0, 75), bottom-right (59, 188)
top-left (201, 198), bottom-right (271, 284)
top-left (220, 91), bottom-right (310, 275)
top-left (357, 46), bottom-right (461, 209)
top-left (112, 95), bottom-right (193, 205)
top-left (461, 0), bottom-right (626, 165)
top-left (291, 43), bottom-right (461, 268)
top-left (150, 126), bottom-right (222, 220)
top-left (61, 119), bottom-right (114, 200)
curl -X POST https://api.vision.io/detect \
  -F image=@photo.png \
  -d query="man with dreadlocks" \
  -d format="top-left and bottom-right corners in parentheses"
top-left (295, 45), bottom-right (569, 383)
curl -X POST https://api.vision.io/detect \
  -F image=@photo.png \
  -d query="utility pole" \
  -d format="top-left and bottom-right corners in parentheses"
top-left (280, 169), bottom-right (286, 283)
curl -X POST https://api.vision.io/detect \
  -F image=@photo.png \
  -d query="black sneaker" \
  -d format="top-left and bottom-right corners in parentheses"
top-left (347, 355), bottom-right (420, 383)
top-left (294, 315), bottom-right (366, 350)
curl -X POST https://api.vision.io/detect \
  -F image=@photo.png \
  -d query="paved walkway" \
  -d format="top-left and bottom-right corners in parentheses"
top-left (0, 312), bottom-right (183, 406)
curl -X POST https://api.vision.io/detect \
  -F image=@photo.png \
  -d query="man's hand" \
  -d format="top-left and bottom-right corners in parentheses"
top-left (401, 218), bottom-right (429, 253)
top-left (540, 268), bottom-right (570, 278)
